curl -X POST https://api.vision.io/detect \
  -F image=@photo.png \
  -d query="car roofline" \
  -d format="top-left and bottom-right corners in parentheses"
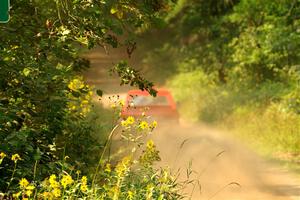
top-left (127, 89), bottom-right (171, 95)
top-left (125, 89), bottom-right (177, 109)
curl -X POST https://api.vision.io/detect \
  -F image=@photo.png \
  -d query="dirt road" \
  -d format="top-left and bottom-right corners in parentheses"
top-left (83, 47), bottom-right (300, 200)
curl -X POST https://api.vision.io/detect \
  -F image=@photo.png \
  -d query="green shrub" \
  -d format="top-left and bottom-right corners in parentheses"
top-left (0, 109), bottom-right (185, 200)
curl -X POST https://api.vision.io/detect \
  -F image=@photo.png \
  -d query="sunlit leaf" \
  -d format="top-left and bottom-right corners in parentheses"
top-left (96, 89), bottom-right (103, 97)
top-left (110, 7), bottom-right (118, 14)
top-left (23, 68), bottom-right (31, 77)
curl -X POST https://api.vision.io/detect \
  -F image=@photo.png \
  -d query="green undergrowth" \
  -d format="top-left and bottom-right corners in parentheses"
top-left (168, 69), bottom-right (300, 168)
top-left (1, 101), bottom-right (189, 199)
top-left (219, 104), bottom-right (300, 161)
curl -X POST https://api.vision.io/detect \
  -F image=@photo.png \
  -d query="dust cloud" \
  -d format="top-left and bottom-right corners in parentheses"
top-left (152, 121), bottom-right (299, 199)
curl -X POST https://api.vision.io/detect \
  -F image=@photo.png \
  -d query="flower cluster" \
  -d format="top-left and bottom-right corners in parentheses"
top-left (11, 154), bottom-right (21, 163)
top-left (1, 97), bottom-right (184, 200)
top-left (119, 116), bottom-right (158, 144)
top-left (0, 152), bottom-right (92, 199)
top-left (0, 152), bottom-right (21, 164)
top-left (8, 173), bottom-right (90, 199)
top-left (16, 178), bottom-right (36, 198)
top-left (80, 176), bottom-right (88, 192)
top-left (67, 76), bottom-right (93, 116)
top-left (139, 140), bottom-right (161, 167)
top-left (68, 78), bottom-right (84, 91)
top-left (40, 173), bottom-right (76, 198)
top-left (115, 156), bottom-right (132, 178)
top-left (45, 174), bottom-right (61, 198)
top-left (105, 156), bottom-right (133, 200)
top-left (138, 121), bottom-right (148, 130)
top-left (121, 116), bottom-right (158, 130)
top-left (61, 174), bottom-right (74, 189)
top-left (121, 116), bottom-right (135, 127)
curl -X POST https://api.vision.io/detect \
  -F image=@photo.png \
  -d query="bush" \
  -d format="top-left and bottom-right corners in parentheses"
top-left (0, 107), bottom-right (185, 200)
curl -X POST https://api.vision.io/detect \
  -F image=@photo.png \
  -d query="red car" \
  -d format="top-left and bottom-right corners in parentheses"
top-left (121, 89), bottom-right (179, 120)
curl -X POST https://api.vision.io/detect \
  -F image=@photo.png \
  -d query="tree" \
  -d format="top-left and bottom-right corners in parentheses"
top-left (0, 0), bottom-right (174, 189)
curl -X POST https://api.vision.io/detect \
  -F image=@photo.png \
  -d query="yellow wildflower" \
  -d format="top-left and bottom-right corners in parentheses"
top-left (121, 120), bottom-right (128, 127)
top-left (81, 176), bottom-right (87, 184)
top-left (105, 163), bottom-right (111, 173)
top-left (26, 190), bottom-right (33, 197)
top-left (13, 192), bottom-right (21, 198)
top-left (79, 174), bottom-right (88, 192)
top-left (68, 102), bottom-right (77, 111)
top-left (81, 100), bottom-right (89, 105)
top-left (121, 116), bottom-right (135, 127)
top-left (11, 154), bottom-right (21, 162)
top-left (115, 156), bottom-right (132, 177)
top-left (49, 174), bottom-right (56, 180)
top-left (19, 178), bottom-right (29, 189)
top-left (139, 121), bottom-right (148, 130)
top-left (0, 152), bottom-right (6, 159)
top-left (146, 140), bottom-right (154, 149)
top-left (68, 78), bottom-right (84, 91)
top-left (127, 190), bottom-right (134, 200)
top-left (22, 198), bottom-right (28, 200)
top-left (26, 185), bottom-right (35, 190)
top-left (151, 121), bottom-right (158, 128)
top-left (119, 100), bottom-right (125, 106)
top-left (126, 116), bottom-right (135, 125)
top-left (111, 103), bottom-right (116, 109)
top-left (60, 174), bottom-right (74, 188)
top-left (49, 174), bottom-right (59, 188)
top-left (52, 188), bottom-right (61, 198)
top-left (81, 106), bottom-right (90, 115)
top-left (80, 184), bottom-right (88, 192)
top-left (42, 192), bottom-right (51, 198)
top-left (146, 184), bottom-right (154, 199)
top-left (0, 152), bottom-right (6, 164)
top-left (139, 140), bottom-right (161, 167)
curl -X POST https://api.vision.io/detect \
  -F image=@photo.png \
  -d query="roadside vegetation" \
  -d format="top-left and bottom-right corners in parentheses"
top-left (2, 0), bottom-right (300, 198)
top-left (0, 0), bottom-right (192, 199)
top-left (140, 0), bottom-right (300, 168)
top-left (1, 106), bottom-right (182, 199)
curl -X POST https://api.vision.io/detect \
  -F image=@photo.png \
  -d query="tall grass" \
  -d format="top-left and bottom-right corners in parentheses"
top-left (220, 104), bottom-right (300, 159)
top-left (168, 68), bottom-right (300, 166)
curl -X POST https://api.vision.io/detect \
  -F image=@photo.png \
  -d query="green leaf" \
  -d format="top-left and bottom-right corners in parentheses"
top-left (23, 68), bottom-right (31, 77)
top-left (96, 89), bottom-right (103, 97)
top-left (33, 148), bottom-right (42, 161)
top-left (110, 7), bottom-right (118, 14)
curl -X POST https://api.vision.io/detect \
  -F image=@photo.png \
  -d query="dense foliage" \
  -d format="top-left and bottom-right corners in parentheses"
top-left (0, 0), bottom-right (176, 191)
top-left (145, 0), bottom-right (300, 86)
top-left (141, 0), bottom-right (300, 160)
